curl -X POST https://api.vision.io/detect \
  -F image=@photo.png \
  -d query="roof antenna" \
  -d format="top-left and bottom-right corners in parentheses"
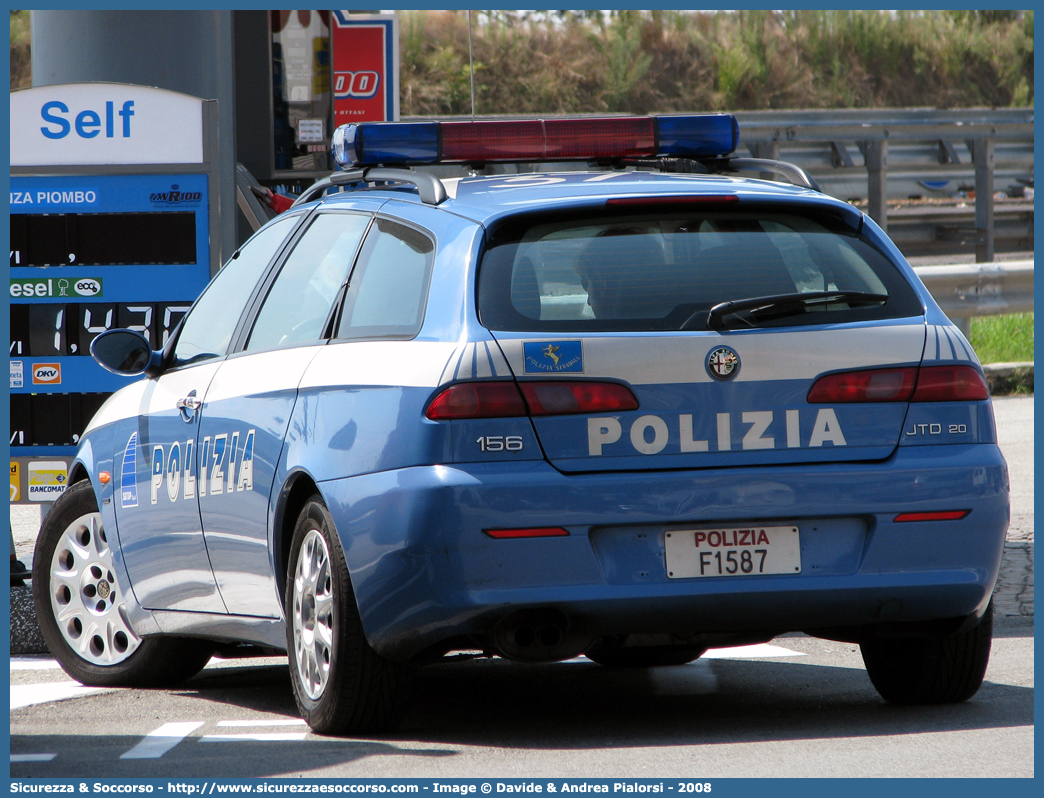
top-left (467, 10), bottom-right (476, 118)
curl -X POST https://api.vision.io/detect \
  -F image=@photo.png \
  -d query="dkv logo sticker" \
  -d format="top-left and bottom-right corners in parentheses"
top-left (32, 363), bottom-right (61, 385)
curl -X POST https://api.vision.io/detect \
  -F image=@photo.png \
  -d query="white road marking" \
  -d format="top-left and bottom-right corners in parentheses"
top-left (569, 642), bottom-right (806, 664)
top-left (11, 753), bottom-right (57, 763)
top-left (120, 722), bottom-right (204, 760)
top-left (216, 719), bottom-right (308, 727)
top-left (200, 733), bottom-right (309, 742)
top-left (702, 643), bottom-right (805, 659)
top-left (10, 681), bottom-right (108, 710)
top-left (10, 658), bottom-right (61, 672)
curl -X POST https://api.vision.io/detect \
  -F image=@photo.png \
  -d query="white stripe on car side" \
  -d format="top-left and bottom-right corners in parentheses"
top-left (84, 341), bottom-right (482, 434)
top-left (82, 323), bottom-right (939, 435)
top-left (205, 346), bottom-right (325, 403)
top-left (81, 381), bottom-right (150, 435)
top-left (300, 340), bottom-right (462, 390)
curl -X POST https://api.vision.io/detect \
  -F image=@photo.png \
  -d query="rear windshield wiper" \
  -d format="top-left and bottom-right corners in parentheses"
top-left (707, 291), bottom-right (889, 330)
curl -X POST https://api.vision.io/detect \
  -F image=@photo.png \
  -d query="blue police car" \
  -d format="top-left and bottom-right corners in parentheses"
top-left (33, 114), bottom-right (1008, 734)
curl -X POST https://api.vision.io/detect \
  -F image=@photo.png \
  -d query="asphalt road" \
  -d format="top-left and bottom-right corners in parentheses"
top-left (9, 617), bottom-right (1034, 779)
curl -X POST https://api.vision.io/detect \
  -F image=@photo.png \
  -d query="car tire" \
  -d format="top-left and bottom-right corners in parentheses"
top-left (584, 642), bottom-right (707, 667)
top-left (285, 495), bottom-right (412, 734)
top-left (860, 601), bottom-right (993, 705)
top-left (32, 480), bottom-right (214, 687)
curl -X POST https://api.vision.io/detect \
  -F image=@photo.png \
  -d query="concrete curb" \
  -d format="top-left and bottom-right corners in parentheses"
top-left (983, 362), bottom-right (1034, 395)
top-left (993, 541), bottom-right (1035, 618)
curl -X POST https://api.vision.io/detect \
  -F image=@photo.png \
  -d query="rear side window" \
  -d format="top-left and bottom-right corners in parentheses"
top-left (478, 206), bottom-right (922, 331)
top-left (336, 217), bottom-right (435, 340)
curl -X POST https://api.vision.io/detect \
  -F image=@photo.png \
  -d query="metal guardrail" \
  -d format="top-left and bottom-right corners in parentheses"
top-left (885, 201), bottom-right (1034, 258)
top-left (735, 108), bottom-right (1034, 262)
top-left (914, 260), bottom-right (1033, 335)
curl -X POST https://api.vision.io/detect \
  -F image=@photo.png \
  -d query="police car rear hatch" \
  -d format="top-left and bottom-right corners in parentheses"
top-left (476, 200), bottom-right (932, 472)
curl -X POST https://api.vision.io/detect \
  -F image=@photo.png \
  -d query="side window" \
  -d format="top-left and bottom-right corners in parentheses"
top-left (172, 214), bottom-right (301, 366)
top-left (246, 213), bottom-right (370, 351)
top-left (336, 218), bottom-right (435, 340)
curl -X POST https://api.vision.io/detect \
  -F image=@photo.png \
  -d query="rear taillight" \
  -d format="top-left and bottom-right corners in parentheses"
top-left (808, 365), bottom-right (988, 404)
top-left (519, 381), bottom-right (639, 416)
top-left (806, 368), bottom-right (916, 403)
top-left (911, 365), bottom-right (990, 402)
top-left (425, 382), bottom-right (527, 420)
top-left (425, 380), bottom-right (639, 420)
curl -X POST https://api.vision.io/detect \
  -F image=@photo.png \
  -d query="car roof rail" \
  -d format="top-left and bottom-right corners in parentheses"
top-left (722, 157), bottom-right (821, 192)
top-left (293, 167), bottom-right (449, 208)
top-left (295, 156), bottom-right (818, 210)
top-left (616, 154), bottom-right (822, 192)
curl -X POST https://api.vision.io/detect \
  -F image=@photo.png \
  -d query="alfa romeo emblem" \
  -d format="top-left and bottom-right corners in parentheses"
top-left (97, 580), bottom-right (111, 599)
top-left (706, 346), bottom-right (740, 381)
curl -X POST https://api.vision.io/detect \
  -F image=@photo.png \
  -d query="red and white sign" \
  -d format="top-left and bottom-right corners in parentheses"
top-left (331, 12), bottom-right (399, 124)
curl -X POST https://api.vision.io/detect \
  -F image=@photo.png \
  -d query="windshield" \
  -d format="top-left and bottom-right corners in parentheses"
top-left (477, 206), bottom-right (923, 332)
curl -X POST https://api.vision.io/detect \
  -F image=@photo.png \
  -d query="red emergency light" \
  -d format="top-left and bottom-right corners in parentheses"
top-left (332, 114), bottom-right (740, 168)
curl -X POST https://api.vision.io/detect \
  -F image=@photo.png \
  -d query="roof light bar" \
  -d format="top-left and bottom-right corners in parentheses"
top-left (332, 114), bottom-right (739, 168)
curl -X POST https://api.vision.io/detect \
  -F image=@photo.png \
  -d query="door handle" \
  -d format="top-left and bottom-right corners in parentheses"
top-left (176, 391), bottom-right (201, 420)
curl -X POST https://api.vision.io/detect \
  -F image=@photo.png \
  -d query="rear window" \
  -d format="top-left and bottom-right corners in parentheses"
top-left (477, 206), bottom-right (923, 331)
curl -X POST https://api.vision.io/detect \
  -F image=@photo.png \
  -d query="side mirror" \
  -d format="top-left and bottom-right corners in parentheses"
top-left (90, 329), bottom-right (161, 377)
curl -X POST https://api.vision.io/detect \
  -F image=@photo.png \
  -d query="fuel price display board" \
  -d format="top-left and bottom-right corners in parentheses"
top-left (10, 83), bottom-right (222, 504)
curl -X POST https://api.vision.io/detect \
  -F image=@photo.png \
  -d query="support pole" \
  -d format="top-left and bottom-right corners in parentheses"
top-left (866, 140), bottom-right (888, 232)
top-left (973, 138), bottom-right (995, 264)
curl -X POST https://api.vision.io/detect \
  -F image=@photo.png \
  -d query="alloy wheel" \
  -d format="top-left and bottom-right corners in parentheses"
top-left (291, 528), bottom-right (335, 700)
top-left (48, 511), bottom-right (141, 666)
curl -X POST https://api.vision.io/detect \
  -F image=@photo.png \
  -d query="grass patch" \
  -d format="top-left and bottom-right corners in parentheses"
top-left (969, 313), bottom-right (1034, 364)
top-left (395, 10), bottom-right (1033, 116)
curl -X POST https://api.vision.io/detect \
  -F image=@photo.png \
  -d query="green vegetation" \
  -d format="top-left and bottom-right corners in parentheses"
top-left (397, 9), bottom-right (1033, 116)
top-left (970, 313), bottom-right (1035, 364)
top-left (12, 10), bottom-right (1034, 110)
top-left (10, 10), bottom-right (31, 90)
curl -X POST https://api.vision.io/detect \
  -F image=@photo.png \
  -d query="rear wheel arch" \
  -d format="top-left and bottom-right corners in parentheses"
top-left (284, 492), bottom-right (414, 733)
top-left (274, 472), bottom-right (323, 603)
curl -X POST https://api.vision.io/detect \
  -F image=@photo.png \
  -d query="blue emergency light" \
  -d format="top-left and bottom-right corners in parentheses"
top-left (331, 114), bottom-right (740, 168)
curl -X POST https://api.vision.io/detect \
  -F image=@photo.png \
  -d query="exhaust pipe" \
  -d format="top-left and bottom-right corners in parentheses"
top-left (492, 609), bottom-right (590, 662)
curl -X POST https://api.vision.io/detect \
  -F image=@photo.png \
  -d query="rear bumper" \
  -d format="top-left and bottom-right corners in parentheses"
top-left (319, 444), bottom-right (1008, 659)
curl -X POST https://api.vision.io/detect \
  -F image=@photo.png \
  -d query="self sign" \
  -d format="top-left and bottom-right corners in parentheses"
top-left (40, 100), bottom-right (135, 140)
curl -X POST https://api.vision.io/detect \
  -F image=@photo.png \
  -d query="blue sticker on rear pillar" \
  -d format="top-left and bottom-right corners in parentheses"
top-left (523, 341), bottom-right (583, 373)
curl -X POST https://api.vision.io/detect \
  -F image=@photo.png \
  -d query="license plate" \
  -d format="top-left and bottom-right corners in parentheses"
top-left (664, 526), bottom-right (801, 579)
